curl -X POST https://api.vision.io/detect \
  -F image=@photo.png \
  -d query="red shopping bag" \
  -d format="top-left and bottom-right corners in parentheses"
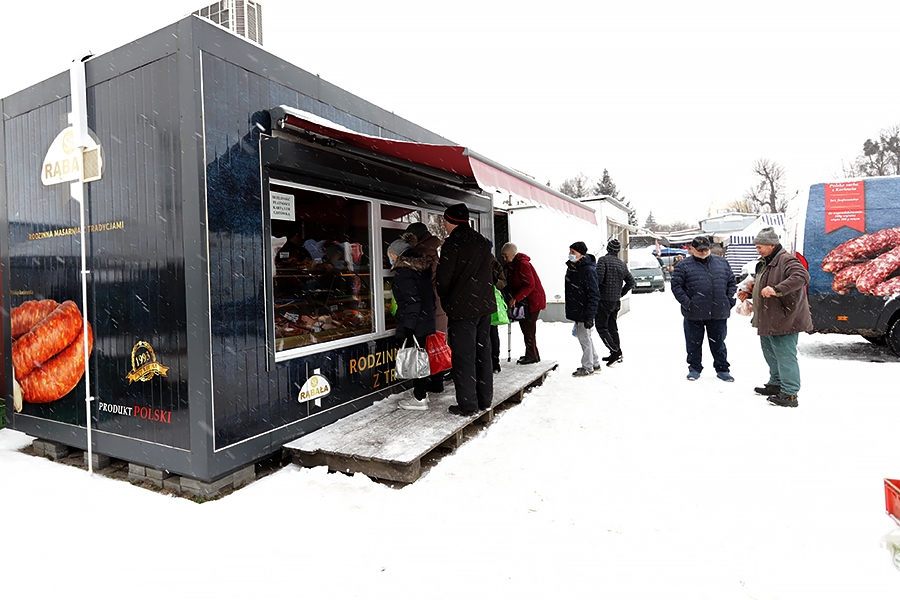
top-left (425, 331), bottom-right (452, 374)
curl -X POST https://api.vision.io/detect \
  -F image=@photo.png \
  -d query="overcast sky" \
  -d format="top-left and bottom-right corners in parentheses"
top-left (2, 0), bottom-right (898, 225)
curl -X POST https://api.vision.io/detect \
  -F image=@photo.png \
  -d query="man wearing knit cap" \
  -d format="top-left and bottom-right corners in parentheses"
top-left (594, 238), bottom-right (635, 366)
top-left (436, 203), bottom-right (496, 416)
top-left (737, 227), bottom-right (812, 408)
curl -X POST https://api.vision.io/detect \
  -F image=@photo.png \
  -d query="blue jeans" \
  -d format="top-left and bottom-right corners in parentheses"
top-left (683, 318), bottom-right (730, 374)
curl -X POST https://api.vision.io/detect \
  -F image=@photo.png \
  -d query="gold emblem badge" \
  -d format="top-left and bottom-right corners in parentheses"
top-left (126, 341), bottom-right (169, 383)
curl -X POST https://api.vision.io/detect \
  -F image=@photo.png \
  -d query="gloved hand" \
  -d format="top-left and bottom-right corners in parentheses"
top-left (395, 327), bottom-right (406, 339)
top-left (584, 318), bottom-right (594, 329)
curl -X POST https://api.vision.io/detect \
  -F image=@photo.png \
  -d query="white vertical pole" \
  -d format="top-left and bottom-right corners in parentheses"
top-left (70, 55), bottom-right (94, 475)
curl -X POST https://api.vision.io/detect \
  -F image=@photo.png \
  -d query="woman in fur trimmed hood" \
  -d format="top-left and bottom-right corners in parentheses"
top-left (388, 232), bottom-right (437, 410)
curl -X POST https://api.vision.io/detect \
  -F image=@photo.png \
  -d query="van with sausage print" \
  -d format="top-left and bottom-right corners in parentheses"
top-left (784, 175), bottom-right (900, 355)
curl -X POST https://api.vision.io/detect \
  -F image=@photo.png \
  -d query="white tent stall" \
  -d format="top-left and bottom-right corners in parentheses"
top-left (723, 213), bottom-right (785, 278)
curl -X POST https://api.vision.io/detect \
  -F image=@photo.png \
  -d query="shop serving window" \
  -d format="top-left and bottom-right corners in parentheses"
top-left (269, 184), bottom-right (373, 352)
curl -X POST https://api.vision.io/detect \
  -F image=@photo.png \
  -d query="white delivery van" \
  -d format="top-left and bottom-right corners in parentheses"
top-left (784, 175), bottom-right (900, 355)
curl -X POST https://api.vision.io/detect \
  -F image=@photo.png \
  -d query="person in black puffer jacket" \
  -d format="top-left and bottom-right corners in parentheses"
top-left (670, 236), bottom-right (737, 382)
top-left (565, 242), bottom-right (601, 377)
top-left (436, 204), bottom-right (496, 416)
top-left (389, 232), bottom-right (437, 411)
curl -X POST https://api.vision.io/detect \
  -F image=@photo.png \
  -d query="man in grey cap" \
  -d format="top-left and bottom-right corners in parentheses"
top-left (737, 227), bottom-right (812, 408)
top-left (671, 235), bottom-right (737, 382)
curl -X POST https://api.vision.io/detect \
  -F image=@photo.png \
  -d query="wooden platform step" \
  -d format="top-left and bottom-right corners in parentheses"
top-left (283, 360), bottom-right (557, 483)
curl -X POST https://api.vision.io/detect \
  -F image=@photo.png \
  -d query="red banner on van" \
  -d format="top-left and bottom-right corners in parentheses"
top-left (824, 180), bottom-right (865, 233)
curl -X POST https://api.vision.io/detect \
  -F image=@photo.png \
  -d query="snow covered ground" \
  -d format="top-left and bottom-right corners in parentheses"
top-left (3, 290), bottom-right (900, 599)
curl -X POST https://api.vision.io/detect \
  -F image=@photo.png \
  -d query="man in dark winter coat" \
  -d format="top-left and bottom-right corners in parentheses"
top-left (594, 238), bottom-right (635, 367)
top-left (565, 242), bottom-right (601, 377)
top-left (501, 242), bottom-right (547, 365)
top-left (671, 236), bottom-right (737, 382)
top-left (389, 232), bottom-right (437, 410)
top-left (435, 204), bottom-right (496, 416)
top-left (737, 227), bottom-right (813, 408)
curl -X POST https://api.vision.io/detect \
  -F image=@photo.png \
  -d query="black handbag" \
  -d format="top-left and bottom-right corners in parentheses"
top-left (509, 298), bottom-right (528, 321)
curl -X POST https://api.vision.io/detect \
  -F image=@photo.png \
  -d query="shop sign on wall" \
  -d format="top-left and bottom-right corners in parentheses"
top-left (40, 126), bottom-right (103, 186)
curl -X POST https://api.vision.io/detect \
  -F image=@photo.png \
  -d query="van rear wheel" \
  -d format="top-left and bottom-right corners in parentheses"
top-left (861, 334), bottom-right (886, 346)
top-left (887, 320), bottom-right (900, 357)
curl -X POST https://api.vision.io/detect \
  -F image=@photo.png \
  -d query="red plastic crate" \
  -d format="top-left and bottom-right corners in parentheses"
top-left (885, 479), bottom-right (900, 525)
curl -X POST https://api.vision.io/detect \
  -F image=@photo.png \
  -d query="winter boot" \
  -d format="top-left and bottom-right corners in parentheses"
top-left (767, 392), bottom-right (798, 408)
top-left (605, 350), bottom-right (623, 367)
top-left (754, 383), bottom-right (780, 396)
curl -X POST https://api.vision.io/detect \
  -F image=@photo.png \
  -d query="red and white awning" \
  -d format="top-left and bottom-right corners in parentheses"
top-left (270, 106), bottom-right (597, 225)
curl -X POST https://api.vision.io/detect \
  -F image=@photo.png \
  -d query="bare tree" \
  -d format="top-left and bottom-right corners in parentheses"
top-left (741, 159), bottom-right (793, 213)
top-left (653, 220), bottom-right (696, 232)
top-left (559, 173), bottom-right (593, 198)
top-left (844, 124), bottom-right (900, 177)
top-left (722, 198), bottom-right (760, 213)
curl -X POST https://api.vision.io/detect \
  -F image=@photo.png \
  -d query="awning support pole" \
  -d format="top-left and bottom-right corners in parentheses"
top-left (70, 54), bottom-right (95, 476)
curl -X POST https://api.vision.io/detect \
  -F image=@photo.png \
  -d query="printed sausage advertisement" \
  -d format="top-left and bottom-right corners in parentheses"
top-left (5, 97), bottom-right (190, 450)
top-left (804, 178), bottom-right (900, 297)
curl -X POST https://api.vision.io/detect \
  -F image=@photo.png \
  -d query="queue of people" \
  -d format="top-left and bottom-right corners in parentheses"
top-left (391, 206), bottom-right (810, 415)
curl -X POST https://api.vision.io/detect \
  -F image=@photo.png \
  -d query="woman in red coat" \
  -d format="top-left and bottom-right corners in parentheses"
top-left (501, 242), bottom-right (547, 364)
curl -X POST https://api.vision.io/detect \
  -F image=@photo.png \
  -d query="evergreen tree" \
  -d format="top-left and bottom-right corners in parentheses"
top-left (594, 169), bottom-right (619, 198)
top-left (644, 211), bottom-right (658, 231)
top-left (593, 168), bottom-right (637, 225)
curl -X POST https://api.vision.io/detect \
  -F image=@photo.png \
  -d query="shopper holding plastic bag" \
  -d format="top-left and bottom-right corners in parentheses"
top-left (389, 232), bottom-right (436, 411)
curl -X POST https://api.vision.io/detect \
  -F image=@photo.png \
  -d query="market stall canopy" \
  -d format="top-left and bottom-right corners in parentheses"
top-left (269, 106), bottom-right (597, 225)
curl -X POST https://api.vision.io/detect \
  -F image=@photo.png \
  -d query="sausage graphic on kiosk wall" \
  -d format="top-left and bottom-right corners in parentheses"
top-left (822, 227), bottom-right (900, 296)
top-left (12, 300), bottom-right (82, 378)
top-left (10, 299), bottom-right (94, 406)
top-left (10, 299), bottom-right (59, 338)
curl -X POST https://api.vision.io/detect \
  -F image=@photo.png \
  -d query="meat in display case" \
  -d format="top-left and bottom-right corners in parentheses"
top-left (273, 268), bottom-right (372, 350)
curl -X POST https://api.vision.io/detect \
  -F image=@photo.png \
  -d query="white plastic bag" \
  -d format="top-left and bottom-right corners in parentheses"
top-left (735, 298), bottom-right (753, 316)
top-left (880, 528), bottom-right (900, 571)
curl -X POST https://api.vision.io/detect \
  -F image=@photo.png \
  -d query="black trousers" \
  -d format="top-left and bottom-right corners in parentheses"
top-left (519, 310), bottom-right (541, 360)
top-left (595, 300), bottom-right (622, 353)
top-left (448, 314), bottom-right (494, 412)
top-left (490, 325), bottom-right (501, 369)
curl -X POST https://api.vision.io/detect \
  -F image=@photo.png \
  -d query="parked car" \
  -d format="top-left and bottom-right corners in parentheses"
top-left (629, 257), bottom-right (666, 293)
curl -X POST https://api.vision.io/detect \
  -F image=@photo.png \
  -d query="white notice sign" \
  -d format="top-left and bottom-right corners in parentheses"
top-left (270, 191), bottom-right (295, 221)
